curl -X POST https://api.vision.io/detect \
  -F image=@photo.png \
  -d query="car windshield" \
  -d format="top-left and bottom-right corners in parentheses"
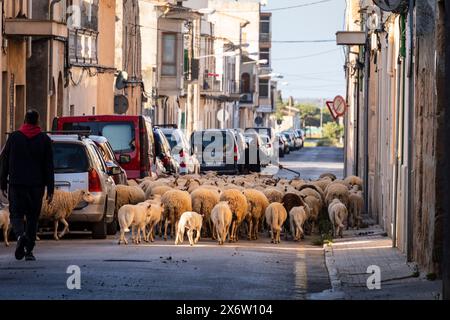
top-left (62, 121), bottom-right (135, 153)
top-left (53, 143), bottom-right (90, 173)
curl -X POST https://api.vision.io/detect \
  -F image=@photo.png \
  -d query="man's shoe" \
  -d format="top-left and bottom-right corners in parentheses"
top-left (15, 236), bottom-right (26, 261)
top-left (24, 252), bottom-right (36, 261)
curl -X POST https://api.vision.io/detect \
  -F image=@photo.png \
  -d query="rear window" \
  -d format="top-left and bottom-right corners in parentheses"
top-left (62, 122), bottom-right (135, 153)
top-left (53, 143), bottom-right (89, 173)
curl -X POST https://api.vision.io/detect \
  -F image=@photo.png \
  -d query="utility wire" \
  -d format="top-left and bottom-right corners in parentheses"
top-left (263, 0), bottom-right (334, 12)
top-left (272, 48), bottom-right (340, 61)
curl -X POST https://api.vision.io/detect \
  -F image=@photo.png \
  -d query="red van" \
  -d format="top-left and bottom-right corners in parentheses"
top-left (52, 115), bottom-right (155, 180)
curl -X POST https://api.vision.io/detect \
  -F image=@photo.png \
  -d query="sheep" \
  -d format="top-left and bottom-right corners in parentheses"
top-left (161, 190), bottom-right (192, 241)
top-left (40, 190), bottom-right (95, 240)
top-left (127, 179), bottom-right (139, 187)
top-left (144, 202), bottom-right (164, 242)
top-left (319, 173), bottom-right (337, 181)
top-left (344, 175), bottom-right (363, 190)
top-left (282, 192), bottom-right (308, 239)
top-left (298, 184), bottom-right (324, 204)
top-left (191, 187), bottom-right (220, 238)
top-left (219, 189), bottom-right (248, 243)
top-left (115, 185), bottom-right (146, 213)
top-left (175, 211), bottom-right (203, 246)
top-left (117, 202), bottom-right (153, 245)
top-left (242, 189), bottom-right (269, 240)
top-left (183, 178), bottom-right (202, 193)
top-left (348, 190), bottom-right (364, 229)
top-left (311, 178), bottom-right (333, 193)
top-left (289, 206), bottom-right (308, 241)
top-left (265, 202), bottom-right (287, 244)
top-left (0, 205), bottom-right (10, 247)
top-left (328, 199), bottom-right (348, 238)
top-left (324, 182), bottom-right (350, 207)
top-left (211, 201), bottom-right (233, 245)
top-left (303, 196), bottom-right (319, 234)
top-left (263, 188), bottom-right (284, 203)
top-left (146, 185), bottom-right (172, 199)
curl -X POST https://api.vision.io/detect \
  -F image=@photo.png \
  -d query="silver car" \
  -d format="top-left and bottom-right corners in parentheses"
top-left (50, 134), bottom-right (117, 239)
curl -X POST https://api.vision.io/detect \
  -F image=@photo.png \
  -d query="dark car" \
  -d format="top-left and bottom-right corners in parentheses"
top-left (89, 135), bottom-right (128, 185)
top-left (282, 132), bottom-right (296, 151)
top-left (232, 129), bottom-right (248, 174)
top-left (276, 133), bottom-right (288, 157)
top-left (191, 129), bottom-right (240, 174)
top-left (153, 127), bottom-right (180, 175)
top-left (243, 132), bottom-right (269, 172)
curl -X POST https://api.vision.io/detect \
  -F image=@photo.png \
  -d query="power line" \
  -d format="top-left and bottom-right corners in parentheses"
top-left (272, 39), bottom-right (335, 43)
top-left (272, 48), bottom-right (340, 61)
top-left (263, 0), bottom-right (334, 12)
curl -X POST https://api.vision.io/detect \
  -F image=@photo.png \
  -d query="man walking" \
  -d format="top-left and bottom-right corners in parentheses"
top-left (0, 109), bottom-right (54, 261)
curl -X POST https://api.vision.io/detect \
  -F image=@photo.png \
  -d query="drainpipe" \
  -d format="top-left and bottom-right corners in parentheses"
top-left (48, 0), bottom-right (63, 95)
top-left (27, 0), bottom-right (32, 58)
top-left (406, 0), bottom-right (415, 263)
top-left (363, 21), bottom-right (370, 219)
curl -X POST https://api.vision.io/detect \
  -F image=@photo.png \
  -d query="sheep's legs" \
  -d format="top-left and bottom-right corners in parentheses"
top-left (194, 227), bottom-right (201, 244)
top-left (164, 218), bottom-right (169, 241)
top-left (229, 221), bottom-right (236, 243)
top-left (247, 219), bottom-right (252, 240)
top-left (187, 229), bottom-right (194, 246)
top-left (3, 226), bottom-right (9, 247)
top-left (53, 220), bottom-right (60, 240)
top-left (58, 218), bottom-right (70, 239)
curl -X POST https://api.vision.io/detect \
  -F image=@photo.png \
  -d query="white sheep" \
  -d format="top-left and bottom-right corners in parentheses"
top-left (40, 190), bottom-right (95, 240)
top-left (118, 202), bottom-right (153, 245)
top-left (175, 211), bottom-right (203, 246)
top-left (211, 201), bottom-right (233, 245)
top-left (348, 189), bottom-right (363, 229)
top-left (144, 202), bottom-right (164, 243)
top-left (0, 205), bottom-right (10, 247)
top-left (328, 199), bottom-right (348, 238)
top-left (289, 206), bottom-right (308, 241)
top-left (265, 202), bottom-right (287, 244)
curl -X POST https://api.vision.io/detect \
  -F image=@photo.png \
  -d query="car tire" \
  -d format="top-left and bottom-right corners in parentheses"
top-left (107, 219), bottom-right (118, 236)
top-left (92, 217), bottom-right (107, 239)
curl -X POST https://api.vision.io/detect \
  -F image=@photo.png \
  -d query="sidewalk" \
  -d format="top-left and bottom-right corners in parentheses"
top-left (311, 226), bottom-right (442, 300)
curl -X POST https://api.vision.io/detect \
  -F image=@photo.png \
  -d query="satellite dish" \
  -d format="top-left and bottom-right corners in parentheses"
top-left (115, 71), bottom-right (128, 90)
top-left (373, 0), bottom-right (408, 13)
top-left (114, 95), bottom-right (129, 114)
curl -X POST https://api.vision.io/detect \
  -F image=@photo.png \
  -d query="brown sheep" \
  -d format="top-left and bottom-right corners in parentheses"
top-left (161, 190), bottom-right (192, 240)
top-left (243, 189), bottom-right (269, 240)
top-left (191, 187), bottom-right (220, 238)
top-left (220, 189), bottom-right (248, 243)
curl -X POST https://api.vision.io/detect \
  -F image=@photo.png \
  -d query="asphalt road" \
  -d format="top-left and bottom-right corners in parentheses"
top-left (276, 146), bottom-right (344, 180)
top-left (0, 146), bottom-right (342, 300)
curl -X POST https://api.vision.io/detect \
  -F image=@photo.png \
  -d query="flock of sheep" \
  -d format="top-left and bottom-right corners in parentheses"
top-left (115, 171), bottom-right (364, 246)
top-left (0, 172), bottom-right (364, 247)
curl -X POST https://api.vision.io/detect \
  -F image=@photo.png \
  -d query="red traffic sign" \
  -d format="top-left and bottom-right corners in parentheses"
top-left (326, 95), bottom-right (348, 120)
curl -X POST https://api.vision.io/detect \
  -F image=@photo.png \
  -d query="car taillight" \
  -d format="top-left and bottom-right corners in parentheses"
top-left (179, 149), bottom-right (185, 158)
top-left (234, 145), bottom-right (238, 162)
top-left (268, 143), bottom-right (272, 148)
top-left (88, 168), bottom-right (102, 192)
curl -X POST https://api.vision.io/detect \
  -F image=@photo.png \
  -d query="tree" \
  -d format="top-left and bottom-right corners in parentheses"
top-left (296, 103), bottom-right (320, 127)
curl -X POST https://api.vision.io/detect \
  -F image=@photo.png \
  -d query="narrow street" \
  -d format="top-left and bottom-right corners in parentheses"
top-left (0, 147), bottom-right (337, 300)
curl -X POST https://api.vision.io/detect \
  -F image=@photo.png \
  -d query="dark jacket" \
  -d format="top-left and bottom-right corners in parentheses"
top-left (0, 131), bottom-right (54, 195)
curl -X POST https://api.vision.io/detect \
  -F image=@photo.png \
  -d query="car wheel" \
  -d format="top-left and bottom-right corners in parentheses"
top-left (107, 219), bottom-right (118, 236)
top-left (92, 217), bottom-right (107, 239)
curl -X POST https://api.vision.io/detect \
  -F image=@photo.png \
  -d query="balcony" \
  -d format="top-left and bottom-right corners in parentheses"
top-left (4, 19), bottom-right (68, 38)
top-left (202, 77), bottom-right (222, 92)
top-left (260, 32), bottom-right (271, 43)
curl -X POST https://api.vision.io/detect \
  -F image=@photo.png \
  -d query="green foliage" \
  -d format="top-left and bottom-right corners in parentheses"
top-left (296, 103), bottom-right (333, 128)
top-left (322, 122), bottom-right (344, 144)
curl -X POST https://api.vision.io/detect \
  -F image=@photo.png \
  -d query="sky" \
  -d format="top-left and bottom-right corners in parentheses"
top-left (264, 0), bottom-right (347, 101)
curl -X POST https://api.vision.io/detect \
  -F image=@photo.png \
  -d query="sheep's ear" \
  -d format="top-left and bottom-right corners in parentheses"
top-left (147, 203), bottom-right (152, 209)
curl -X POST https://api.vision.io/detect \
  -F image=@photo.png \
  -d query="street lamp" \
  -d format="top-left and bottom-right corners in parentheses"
top-left (243, 59), bottom-right (268, 65)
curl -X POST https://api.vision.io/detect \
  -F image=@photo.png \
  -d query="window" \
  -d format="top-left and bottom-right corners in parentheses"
top-left (260, 49), bottom-right (270, 66)
top-left (259, 79), bottom-right (269, 98)
top-left (241, 73), bottom-right (251, 93)
top-left (162, 33), bottom-right (177, 76)
top-left (53, 143), bottom-right (89, 173)
top-left (102, 123), bottom-right (135, 153)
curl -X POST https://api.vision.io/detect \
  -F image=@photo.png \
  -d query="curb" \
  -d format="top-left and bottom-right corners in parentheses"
top-left (307, 243), bottom-right (346, 300)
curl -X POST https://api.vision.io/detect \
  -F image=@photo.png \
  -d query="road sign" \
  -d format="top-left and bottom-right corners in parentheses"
top-left (326, 95), bottom-right (348, 120)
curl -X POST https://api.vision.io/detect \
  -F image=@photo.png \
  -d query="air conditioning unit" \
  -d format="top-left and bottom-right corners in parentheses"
top-left (240, 93), bottom-right (252, 103)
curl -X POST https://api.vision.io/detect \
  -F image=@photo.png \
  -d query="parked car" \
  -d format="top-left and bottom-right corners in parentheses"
top-left (49, 134), bottom-right (117, 238)
top-left (282, 132), bottom-right (296, 151)
top-left (243, 132), bottom-right (269, 172)
top-left (52, 115), bottom-right (155, 180)
top-left (159, 126), bottom-right (200, 174)
top-left (284, 131), bottom-right (302, 150)
top-left (153, 127), bottom-right (180, 175)
top-left (191, 129), bottom-right (240, 174)
top-left (294, 129), bottom-right (305, 148)
top-left (89, 135), bottom-right (127, 185)
top-left (259, 133), bottom-right (274, 160)
top-left (277, 133), bottom-right (290, 156)
top-left (245, 127), bottom-right (275, 143)
top-left (232, 129), bottom-right (249, 174)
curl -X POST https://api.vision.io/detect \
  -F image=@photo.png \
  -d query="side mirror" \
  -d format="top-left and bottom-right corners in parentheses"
top-left (118, 154), bottom-right (131, 164)
top-left (106, 161), bottom-right (122, 175)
